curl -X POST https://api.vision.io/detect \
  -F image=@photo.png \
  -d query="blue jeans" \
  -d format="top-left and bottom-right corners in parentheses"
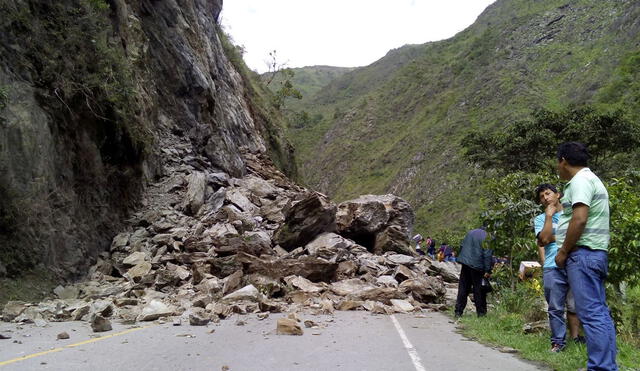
top-left (543, 268), bottom-right (570, 346)
top-left (566, 248), bottom-right (617, 371)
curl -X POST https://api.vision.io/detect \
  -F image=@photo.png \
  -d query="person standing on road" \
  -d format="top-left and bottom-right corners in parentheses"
top-left (554, 142), bottom-right (617, 371)
top-left (533, 183), bottom-right (584, 353)
top-left (454, 226), bottom-right (493, 317)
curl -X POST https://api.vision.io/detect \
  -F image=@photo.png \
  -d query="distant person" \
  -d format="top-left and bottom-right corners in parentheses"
top-left (439, 243), bottom-right (455, 262)
top-left (454, 227), bottom-right (493, 317)
top-left (412, 234), bottom-right (424, 255)
top-left (446, 247), bottom-right (456, 263)
top-left (553, 142), bottom-right (617, 370)
top-left (417, 240), bottom-right (426, 256)
top-left (533, 183), bottom-right (583, 353)
top-left (426, 237), bottom-right (436, 259)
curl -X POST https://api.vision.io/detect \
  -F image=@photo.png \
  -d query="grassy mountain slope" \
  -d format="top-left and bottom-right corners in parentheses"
top-left (263, 66), bottom-right (355, 111)
top-left (288, 0), bottom-right (640, 235)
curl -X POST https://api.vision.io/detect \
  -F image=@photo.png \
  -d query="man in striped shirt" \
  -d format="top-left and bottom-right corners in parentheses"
top-left (554, 142), bottom-right (617, 371)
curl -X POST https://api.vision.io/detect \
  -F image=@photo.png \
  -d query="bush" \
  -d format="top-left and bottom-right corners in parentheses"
top-left (491, 267), bottom-right (546, 322)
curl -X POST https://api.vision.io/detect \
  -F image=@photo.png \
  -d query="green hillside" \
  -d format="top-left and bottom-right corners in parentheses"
top-left (262, 65), bottom-right (355, 111)
top-left (287, 0), bottom-right (640, 235)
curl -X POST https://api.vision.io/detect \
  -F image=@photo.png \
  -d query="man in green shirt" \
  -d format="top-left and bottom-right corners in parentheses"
top-left (554, 142), bottom-right (617, 371)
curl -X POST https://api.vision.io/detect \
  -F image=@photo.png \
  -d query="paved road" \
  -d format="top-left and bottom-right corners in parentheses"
top-left (0, 311), bottom-right (544, 371)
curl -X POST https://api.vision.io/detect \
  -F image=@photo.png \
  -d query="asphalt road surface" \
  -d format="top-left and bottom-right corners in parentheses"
top-left (0, 311), bottom-right (544, 371)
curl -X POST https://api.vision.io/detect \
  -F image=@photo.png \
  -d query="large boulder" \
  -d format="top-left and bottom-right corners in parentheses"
top-left (273, 192), bottom-right (337, 251)
top-left (335, 194), bottom-right (414, 255)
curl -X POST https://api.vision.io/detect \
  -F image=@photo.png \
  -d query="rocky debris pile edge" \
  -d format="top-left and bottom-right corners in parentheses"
top-left (1, 152), bottom-right (460, 331)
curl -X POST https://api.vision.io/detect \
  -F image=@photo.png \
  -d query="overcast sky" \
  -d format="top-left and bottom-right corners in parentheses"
top-left (220, 0), bottom-right (496, 73)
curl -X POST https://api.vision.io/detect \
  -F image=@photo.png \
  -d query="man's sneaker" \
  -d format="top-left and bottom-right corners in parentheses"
top-left (572, 335), bottom-right (587, 344)
top-left (550, 343), bottom-right (565, 353)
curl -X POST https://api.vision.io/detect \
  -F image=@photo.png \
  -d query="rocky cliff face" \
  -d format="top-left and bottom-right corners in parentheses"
top-left (0, 0), bottom-right (294, 278)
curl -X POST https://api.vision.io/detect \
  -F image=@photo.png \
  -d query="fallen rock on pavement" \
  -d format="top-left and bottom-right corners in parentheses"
top-left (90, 315), bottom-right (112, 332)
top-left (57, 332), bottom-right (70, 340)
top-left (276, 318), bottom-right (303, 335)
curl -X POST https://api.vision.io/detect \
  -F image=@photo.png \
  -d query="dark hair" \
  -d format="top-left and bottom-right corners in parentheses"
top-left (534, 183), bottom-right (559, 203)
top-left (557, 142), bottom-right (589, 167)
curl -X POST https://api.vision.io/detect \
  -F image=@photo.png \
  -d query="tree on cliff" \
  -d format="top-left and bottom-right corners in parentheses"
top-left (262, 50), bottom-right (302, 110)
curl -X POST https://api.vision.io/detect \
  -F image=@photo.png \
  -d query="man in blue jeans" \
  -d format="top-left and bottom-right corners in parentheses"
top-left (554, 142), bottom-right (618, 371)
top-left (534, 183), bottom-right (583, 353)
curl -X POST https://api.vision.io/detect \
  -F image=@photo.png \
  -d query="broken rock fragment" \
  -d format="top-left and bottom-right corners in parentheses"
top-left (138, 300), bottom-right (175, 321)
top-left (390, 299), bottom-right (415, 313)
top-left (90, 315), bottom-right (112, 332)
top-left (183, 171), bottom-right (206, 216)
top-left (189, 312), bottom-right (210, 326)
top-left (222, 285), bottom-right (261, 302)
top-left (2, 301), bottom-right (28, 322)
top-left (57, 332), bottom-right (70, 340)
top-left (276, 318), bottom-right (303, 335)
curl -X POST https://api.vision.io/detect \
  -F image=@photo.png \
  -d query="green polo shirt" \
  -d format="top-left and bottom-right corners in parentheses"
top-left (556, 168), bottom-right (610, 251)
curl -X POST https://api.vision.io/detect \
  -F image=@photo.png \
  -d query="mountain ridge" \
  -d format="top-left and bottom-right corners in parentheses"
top-left (287, 0), bottom-right (640, 234)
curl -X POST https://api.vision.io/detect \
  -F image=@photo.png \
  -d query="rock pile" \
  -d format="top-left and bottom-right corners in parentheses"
top-left (2, 152), bottom-right (458, 330)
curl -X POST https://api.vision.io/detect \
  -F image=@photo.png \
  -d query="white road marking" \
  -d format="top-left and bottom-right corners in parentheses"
top-left (390, 314), bottom-right (427, 371)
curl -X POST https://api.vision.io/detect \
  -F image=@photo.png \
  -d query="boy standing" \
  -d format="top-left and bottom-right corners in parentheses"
top-left (534, 183), bottom-right (583, 353)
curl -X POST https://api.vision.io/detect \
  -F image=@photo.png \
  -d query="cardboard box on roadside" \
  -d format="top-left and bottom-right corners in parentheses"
top-left (519, 261), bottom-right (541, 280)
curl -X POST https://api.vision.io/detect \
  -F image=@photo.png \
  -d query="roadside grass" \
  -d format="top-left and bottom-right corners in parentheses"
top-left (455, 307), bottom-right (640, 371)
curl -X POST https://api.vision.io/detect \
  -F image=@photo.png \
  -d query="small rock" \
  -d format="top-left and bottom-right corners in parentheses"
top-left (0, 334), bottom-right (11, 340)
top-left (189, 313), bottom-right (210, 326)
top-left (303, 320), bottom-right (319, 328)
top-left (90, 315), bottom-right (112, 333)
top-left (57, 332), bottom-right (70, 340)
top-left (523, 320), bottom-right (549, 334)
top-left (276, 318), bottom-right (303, 336)
top-left (498, 346), bottom-right (518, 354)
top-left (173, 319), bottom-right (182, 326)
top-left (256, 313), bottom-right (269, 320)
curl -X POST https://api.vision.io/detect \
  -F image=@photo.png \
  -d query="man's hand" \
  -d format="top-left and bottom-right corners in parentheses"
top-left (555, 249), bottom-right (568, 268)
top-left (545, 203), bottom-right (557, 217)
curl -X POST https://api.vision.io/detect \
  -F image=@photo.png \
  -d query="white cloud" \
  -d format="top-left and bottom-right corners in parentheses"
top-left (221, 0), bottom-right (496, 73)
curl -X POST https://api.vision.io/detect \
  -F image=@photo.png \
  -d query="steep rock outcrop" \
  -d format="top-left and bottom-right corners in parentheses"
top-left (0, 0), bottom-right (294, 278)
